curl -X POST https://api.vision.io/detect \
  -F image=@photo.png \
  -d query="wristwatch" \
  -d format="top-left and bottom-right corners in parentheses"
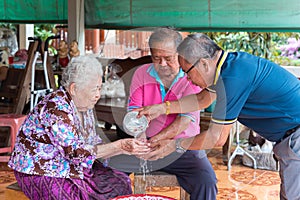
top-left (175, 139), bottom-right (187, 154)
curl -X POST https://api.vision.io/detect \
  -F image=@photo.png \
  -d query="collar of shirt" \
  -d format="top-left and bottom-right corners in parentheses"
top-left (147, 64), bottom-right (185, 100)
top-left (213, 50), bottom-right (228, 85)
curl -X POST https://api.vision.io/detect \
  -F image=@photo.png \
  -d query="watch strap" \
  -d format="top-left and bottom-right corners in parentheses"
top-left (175, 138), bottom-right (187, 153)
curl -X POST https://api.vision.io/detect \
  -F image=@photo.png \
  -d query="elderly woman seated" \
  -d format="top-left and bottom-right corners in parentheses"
top-left (8, 55), bottom-right (150, 200)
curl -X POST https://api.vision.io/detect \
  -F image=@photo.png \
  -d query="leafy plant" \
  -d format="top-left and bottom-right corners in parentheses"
top-left (34, 24), bottom-right (58, 56)
top-left (206, 32), bottom-right (272, 58)
top-left (205, 32), bottom-right (300, 66)
top-left (0, 23), bottom-right (17, 32)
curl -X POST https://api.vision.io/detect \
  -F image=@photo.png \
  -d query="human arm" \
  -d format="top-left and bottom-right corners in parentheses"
top-left (137, 89), bottom-right (216, 121)
top-left (149, 115), bottom-right (191, 142)
top-left (142, 122), bottom-right (233, 160)
top-left (180, 122), bottom-right (233, 150)
top-left (96, 138), bottom-right (151, 159)
top-left (51, 110), bottom-right (150, 161)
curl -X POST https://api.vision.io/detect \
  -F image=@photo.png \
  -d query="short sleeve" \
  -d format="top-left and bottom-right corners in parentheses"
top-left (212, 76), bottom-right (251, 124)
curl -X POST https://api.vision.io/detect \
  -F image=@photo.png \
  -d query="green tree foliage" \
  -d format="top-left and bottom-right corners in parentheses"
top-left (205, 32), bottom-right (300, 66)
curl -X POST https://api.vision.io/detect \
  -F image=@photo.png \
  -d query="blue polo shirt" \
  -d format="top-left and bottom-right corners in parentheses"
top-left (210, 51), bottom-right (300, 142)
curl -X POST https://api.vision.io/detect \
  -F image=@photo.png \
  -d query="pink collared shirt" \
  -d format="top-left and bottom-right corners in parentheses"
top-left (128, 64), bottom-right (202, 138)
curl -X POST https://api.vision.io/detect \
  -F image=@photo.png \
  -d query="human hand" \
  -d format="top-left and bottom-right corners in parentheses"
top-left (136, 132), bottom-right (147, 140)
top-left (120, 138), bottom-right (151, 156)
top-left (148, 132), bottom-right (170, 143)
top-left (134, 103), bottom-right (165, 121)
top-left (140, 139), bottom-right (176, 161)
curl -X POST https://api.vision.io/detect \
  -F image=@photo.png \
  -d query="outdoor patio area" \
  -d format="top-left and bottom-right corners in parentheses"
top-left (0, 128), bottom-right (280, 200)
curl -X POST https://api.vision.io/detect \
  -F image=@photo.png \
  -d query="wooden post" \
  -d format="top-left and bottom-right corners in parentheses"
top-left (92, 29), bottom-right (100, 54)
top-left (68, 0), bottom-right (85, 55)
top-left (85, 30), bottom-right (92, 51)
top-left (100, 30), bottom-right (105, 44)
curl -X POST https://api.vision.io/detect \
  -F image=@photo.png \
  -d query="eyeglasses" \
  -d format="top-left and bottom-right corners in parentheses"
top-left (184, 59), bottom-right (200, 74)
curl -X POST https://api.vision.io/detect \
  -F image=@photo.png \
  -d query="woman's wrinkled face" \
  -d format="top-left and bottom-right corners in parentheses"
top-left (72, 76), bottom-right (102, 112)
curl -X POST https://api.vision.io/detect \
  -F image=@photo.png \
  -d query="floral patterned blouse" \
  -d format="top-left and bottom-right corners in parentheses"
top-left (8, 87), bottom-right (102, 179)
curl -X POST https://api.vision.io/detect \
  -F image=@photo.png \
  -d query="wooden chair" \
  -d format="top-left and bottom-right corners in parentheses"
top-left (96, 55), bottom-right (152, 134)
top-left (109, 55), bottom-right (152, 96)
top-left (0, 68), bottom-right (25, 114)
top-left (0, 41), bottom-right (57, 114)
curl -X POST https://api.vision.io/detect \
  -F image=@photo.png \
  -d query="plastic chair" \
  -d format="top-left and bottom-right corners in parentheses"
top-left (0, 114), bottom-right (26, 162)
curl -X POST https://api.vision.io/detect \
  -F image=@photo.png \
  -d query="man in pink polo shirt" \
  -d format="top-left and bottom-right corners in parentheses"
top-left (127, 28), bottom-right (217, 200)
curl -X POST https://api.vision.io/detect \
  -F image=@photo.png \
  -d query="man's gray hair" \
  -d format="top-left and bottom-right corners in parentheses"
top-left (61, 55), bottom-right (103, 89)
top-left (149, 27), bottom-right (182, 49)
top-left (177, 33), bottom-right (222, 64)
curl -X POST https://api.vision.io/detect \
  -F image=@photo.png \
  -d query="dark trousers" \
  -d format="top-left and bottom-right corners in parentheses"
top-left (161, 150), bottom-right (217, 200)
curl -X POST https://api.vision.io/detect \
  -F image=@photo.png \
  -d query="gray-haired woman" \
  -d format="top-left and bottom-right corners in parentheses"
top-left (8, 55), bottom-right (150, 200)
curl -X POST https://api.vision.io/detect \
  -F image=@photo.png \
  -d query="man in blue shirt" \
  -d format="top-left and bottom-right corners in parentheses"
top-left (138, 33), bottom-right (300, 200)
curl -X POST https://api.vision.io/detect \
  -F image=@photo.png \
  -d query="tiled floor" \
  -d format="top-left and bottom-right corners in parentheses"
top-left (0, 147), bottom-right (280, 200)
top-left (0, 126), bottom-right (280, 199)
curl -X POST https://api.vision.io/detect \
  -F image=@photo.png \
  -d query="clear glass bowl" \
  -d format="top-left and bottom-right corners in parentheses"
top-left (123, 111), bottom-right (148, 137)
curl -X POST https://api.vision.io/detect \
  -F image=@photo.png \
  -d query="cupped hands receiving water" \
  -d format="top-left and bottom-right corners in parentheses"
top-left (139, 139), bottom-right (176, 161)
top-left (120, 138), bottom-right (151, 156)
top-left (96, 138), bottom-right (151, 159)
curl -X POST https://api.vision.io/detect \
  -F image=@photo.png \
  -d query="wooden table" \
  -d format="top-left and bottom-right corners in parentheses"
top-left (95, 97), bottom-right (127, 131)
